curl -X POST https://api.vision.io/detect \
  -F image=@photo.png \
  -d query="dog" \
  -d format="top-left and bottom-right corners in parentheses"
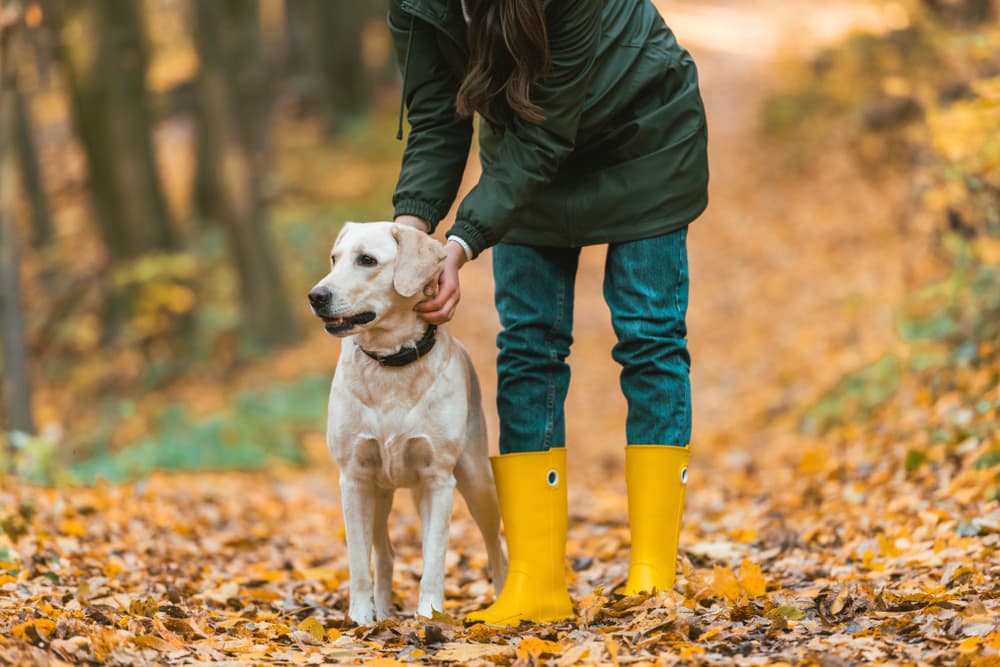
top-left (308, 221), bottom-right (507, 625)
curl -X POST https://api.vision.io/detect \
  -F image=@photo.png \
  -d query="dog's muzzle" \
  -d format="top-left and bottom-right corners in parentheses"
top-left (307, 287), bottom-right (376, 335)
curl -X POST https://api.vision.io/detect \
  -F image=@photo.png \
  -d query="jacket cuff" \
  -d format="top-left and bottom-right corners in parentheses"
top-left (393, 199), bottom-right (445, 234)
top-left (445, 235), bottom-right (474, 261)
top-left (446, 219), bottom-right (489, 259)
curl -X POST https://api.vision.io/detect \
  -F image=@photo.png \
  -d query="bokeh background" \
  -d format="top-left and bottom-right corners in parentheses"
top-left (1, 0), bottom-right (999, 664)
top-left (2, 0), bottom-right (997, 486)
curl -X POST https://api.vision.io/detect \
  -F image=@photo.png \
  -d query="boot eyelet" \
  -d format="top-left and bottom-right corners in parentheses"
top-left (546, 470), bottom-right (559, 487)
top-left (680, 466), bottom-right (688, 485)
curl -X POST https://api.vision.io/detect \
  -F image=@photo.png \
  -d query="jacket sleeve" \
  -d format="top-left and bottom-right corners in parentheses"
top-left (389, 2), bottom-right (473, 233)
top-left (446, 0), bottom-right (602, 257)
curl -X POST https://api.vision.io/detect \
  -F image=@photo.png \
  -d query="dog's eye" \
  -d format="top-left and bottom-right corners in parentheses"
top-left (356, 254), bottom-right (378, 267)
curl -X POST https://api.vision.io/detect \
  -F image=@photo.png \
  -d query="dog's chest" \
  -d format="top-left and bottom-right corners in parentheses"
top-left (329, 343), bottom-right (467, 488)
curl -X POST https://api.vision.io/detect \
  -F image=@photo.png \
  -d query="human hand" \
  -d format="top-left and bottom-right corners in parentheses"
top-left (415, 240), bottom-right (467, 324)
top-left (394, 214), bottom-right (430, 233)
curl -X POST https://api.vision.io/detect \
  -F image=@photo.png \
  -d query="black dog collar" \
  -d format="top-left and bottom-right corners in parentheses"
top-left (361, 325), bottom-right (438, 367)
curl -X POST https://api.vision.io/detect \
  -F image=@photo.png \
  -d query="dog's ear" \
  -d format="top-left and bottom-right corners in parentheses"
top-left (391, 224), bottom-right (446, 298)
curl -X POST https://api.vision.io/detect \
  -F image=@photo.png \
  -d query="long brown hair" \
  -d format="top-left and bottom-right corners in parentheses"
top-left (456, 0), bottom-right (549, 126)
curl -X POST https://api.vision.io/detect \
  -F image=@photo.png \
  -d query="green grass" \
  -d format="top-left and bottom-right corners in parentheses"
top-left (65, 374), bottom-right (330, 484)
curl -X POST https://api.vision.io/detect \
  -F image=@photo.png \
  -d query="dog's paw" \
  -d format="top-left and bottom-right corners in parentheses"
top-left (416, 597), bottom-right (443, 620)
top-left (349, 600), bottom-right (376, 626)
top-left (374, 602), bottom-right (393, 622)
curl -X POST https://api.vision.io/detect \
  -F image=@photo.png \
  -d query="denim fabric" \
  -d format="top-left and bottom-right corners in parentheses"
top-left (492, 227), bottom-right (691, 453)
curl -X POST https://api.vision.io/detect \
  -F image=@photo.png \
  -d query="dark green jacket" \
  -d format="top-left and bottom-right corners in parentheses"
top-left (389, 0), bottom-right (708, 258)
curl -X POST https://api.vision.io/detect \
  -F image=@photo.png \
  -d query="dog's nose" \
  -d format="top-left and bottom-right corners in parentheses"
top-left (308, 286), bottom-right (332, 308)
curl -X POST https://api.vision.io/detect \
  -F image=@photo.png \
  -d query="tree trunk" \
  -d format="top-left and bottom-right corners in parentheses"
top-left (0, 5), bottom-right (37, 435)
top-left (194, 0), bottom-right (272, 223)
top-left (195, 0), bottom-right (299, 348)
top-left (920, 0), bottom-right (994, 22)
top-left (13, 81), bottom-right (53, 247)
top-left (323, 0), bottom-right (371, 118)
top-left (45, 0), bottom-right (176, 258)
top-left (284, 0), bottom-right (372, 133)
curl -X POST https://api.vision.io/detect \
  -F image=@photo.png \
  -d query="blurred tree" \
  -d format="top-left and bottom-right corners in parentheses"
top-left (285, 0), bottom-right (375, 133)
top-left (195, 0), bottom-right (299, 347)
top-left (921, 0), bottom-right (995, 22)
top-left (13, 76), bottom-right (52, 247)
top-left (1, 2), bottom-right (37, 435)
top-left (43, 0), bottom-right (176, 258)
top-left (194, 0), bottom-right (271, 224)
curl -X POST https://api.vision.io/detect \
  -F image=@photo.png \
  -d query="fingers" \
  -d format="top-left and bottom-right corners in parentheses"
top-left (415, 272), bottom-right (460, 324)
top-left (417, 294), bottom-right (459, 324)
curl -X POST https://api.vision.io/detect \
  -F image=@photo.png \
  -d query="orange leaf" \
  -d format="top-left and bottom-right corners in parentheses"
top-left (298, 616), bottom-right (326, 642)
top-left (739, 559), bottom-right (767, 598)
top-left (516, 637), bottom-right (564, 661)
top-left (711, 565), bottom-right (741, 602)
top-left (59, 519), bottom-right (87, 537)
top-left (11, 618), bottom-right (56, 642)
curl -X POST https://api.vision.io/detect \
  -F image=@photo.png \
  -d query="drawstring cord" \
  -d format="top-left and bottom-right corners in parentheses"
top-left (396, 14), bottom-right (415, 141)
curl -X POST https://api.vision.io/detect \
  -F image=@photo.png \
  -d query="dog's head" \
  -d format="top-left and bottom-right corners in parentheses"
top-left (307, 222), bottom-right (446, 336)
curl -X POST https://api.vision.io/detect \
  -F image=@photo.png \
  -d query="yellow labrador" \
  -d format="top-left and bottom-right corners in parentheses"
top-left (308, 222), bottom-right (506, 624)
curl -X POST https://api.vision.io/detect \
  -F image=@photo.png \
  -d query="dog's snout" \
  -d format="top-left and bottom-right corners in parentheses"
top-left (308, 286), bottom-right (332, 308)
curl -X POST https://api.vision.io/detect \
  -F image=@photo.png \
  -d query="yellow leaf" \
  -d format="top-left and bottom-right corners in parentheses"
top-left (677, 643), bottom-right (706, 659)
top-left (711, 565), bottom-right (741, 602)
top-left (434, 643), bottom-right (512, 662)
top-left (214, 617), bottom-right (246, 629)
top-left (242, 588), bottom-right (282, 601)
top-left (430, 609), bottom-right (461, 625)
top-left (959, 636), bottom-right (981, 655)
top-left (129, 596), bottom-right (158, 618)
top-left (698, 626), bottom-right (723, 642)
top-left (326, 627), bottom-right (341, 641)
top-left (797, 447), bottom-right (828, 475)
top-left (973, 237), bottom-right (1000, 265)
top-left (878, 535), bottom-right (900, 558)
top-left (731, 528), bottom-right (757, 543)
top-left (131, 635), bottom-right (172, 651)
top-left (767, 605), bottom-right (805, 620)
top-left (464, 622), bottom-right (504, 642)
top-left (0, 574), bottom-right (15, 585)
top-left (516, 637), bottom-right (564, 661)
top-left (11, 619), bottom-right (56, 642)
top-left (739, 559), bottom-right (767, 598)
top-left (266, 623), bottom-right (292, 638)
top-left (59, 519), bottom-right (87, 537)
top-left (298, 616), bottom-right (326, 643)
top-left (161, 617), bottom-right (200, 639)
top-left (297, 566), bottom-right (339, 589)
top-left (605, 637), bottom-right (621, 667)
top-left (248, 568), bottom-right (287, 583)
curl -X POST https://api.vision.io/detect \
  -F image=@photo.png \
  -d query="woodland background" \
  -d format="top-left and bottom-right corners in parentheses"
top-left (0, 0), bottom-right (999, 664)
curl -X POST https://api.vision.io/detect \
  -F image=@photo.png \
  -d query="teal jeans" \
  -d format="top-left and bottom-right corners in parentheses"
top-left (492, 227), bottom-right (692, 453)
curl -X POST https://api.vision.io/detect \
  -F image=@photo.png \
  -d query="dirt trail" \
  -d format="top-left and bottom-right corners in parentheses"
top-left (446, 0), bottom-right (913, 485)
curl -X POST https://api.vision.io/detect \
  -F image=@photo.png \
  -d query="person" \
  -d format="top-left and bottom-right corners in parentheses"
top-left (387, 0), bottom-right (708, 625)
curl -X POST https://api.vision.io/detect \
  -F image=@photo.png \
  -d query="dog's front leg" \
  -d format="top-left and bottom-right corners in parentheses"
top-left (341, 475), bottom-right (378, 625)
top-left (415, 474), bottom-right (456, 618)
top-left (372, 488), bottom-right (395, 620)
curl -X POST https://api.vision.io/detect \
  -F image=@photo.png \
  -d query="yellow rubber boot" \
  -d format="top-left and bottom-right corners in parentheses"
top-left (623, 445), bottom-right (690, 595)
top-left (465, 448), bottom-right (574, 625)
